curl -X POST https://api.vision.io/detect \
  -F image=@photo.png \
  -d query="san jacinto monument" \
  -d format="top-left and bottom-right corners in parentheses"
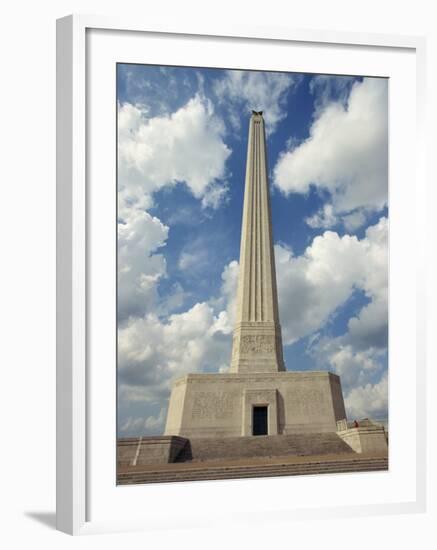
top-left (117, 111), bottom-right (388, 479)
top-left (164, 111), bottom-right (346, 438)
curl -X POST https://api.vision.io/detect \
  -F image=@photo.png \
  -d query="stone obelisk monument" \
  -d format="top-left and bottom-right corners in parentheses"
top-left (164, 111), bottom-right (347, 440)
top-left (230, 111), bottom-right (285, 374)
top-left (117, 110), bottom-right (389, 476)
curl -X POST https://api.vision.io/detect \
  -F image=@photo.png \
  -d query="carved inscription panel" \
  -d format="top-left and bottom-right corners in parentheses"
top-left (191, 391), bottom-right (237, 420)
top-left (240, 335), bottom-right (275, 354)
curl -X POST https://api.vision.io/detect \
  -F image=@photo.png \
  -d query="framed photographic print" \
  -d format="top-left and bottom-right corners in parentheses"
top-left (56, 15), bottom-right (426, 535)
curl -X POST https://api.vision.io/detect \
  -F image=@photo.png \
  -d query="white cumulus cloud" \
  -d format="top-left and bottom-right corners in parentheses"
top-left (275, 217), bottom-right (388, 346)
top-left (273, 78), bottom-right (388, 229)
top-left (118, 95), bottom-right (231, 211)
top-left (345, 373), bottom-right (388, 420)
top-left (118, 209), bottom-right (169, 321)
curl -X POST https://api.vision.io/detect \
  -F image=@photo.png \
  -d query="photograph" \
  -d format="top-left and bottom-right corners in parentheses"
top-left (115, 63), bottom-right (389, 484)
top-left (1, 0), bottom-right (431, 544)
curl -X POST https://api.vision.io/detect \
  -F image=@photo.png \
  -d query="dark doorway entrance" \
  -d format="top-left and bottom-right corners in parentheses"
top-left (253, 406), bottom-right (268, 436)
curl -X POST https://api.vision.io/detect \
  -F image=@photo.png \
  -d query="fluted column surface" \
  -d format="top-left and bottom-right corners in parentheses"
top-left (230, 112), bottom-right (285, 373)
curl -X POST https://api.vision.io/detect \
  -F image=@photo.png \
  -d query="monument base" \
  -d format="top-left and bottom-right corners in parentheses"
top-left (337, 419), bottom-right (388, 454)
top-left (164, 371), bottom-right (346, 438)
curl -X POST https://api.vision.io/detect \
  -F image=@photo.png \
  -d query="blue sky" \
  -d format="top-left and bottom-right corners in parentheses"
top-left (117, 64), bottom-right (388, 436)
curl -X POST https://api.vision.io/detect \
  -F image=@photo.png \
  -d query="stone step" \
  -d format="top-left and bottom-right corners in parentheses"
top-left (118, 457), bottom-right (388, 484)
top-left (121, 464), bottom-right (388, 483)
top-left (121, 457), bottom-right (388, 477)
top-left (119, 465), bottom-right (388, 484)
top-left (177, 432), bottom-right (354, 462)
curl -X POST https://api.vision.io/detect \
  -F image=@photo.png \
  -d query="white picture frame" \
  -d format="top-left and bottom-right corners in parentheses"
top-left (56, 14), bottom-right (427, 535)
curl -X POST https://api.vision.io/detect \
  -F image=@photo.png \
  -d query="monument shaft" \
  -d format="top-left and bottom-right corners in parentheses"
top-left (230, 112), bottom-right (285, 373)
